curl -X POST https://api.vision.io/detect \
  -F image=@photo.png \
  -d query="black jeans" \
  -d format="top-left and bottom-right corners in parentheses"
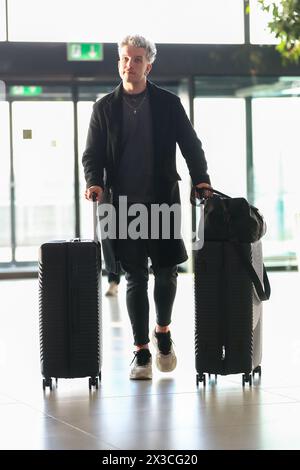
top-left (107, 262), bottom-right (121, 284)
top-left (117, 237), bottom-right (178, 346)
top-left (108, 271), bottom-right (120, 284)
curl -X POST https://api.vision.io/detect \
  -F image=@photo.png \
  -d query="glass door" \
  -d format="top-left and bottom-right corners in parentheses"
top-left (12, 101), bottom-right (75, 261)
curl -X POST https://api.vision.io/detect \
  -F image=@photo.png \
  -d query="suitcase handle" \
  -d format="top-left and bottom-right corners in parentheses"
top-left (92, 192), bottom-right (98, 243)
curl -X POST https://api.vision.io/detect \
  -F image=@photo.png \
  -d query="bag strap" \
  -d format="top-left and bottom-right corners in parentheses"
top-left (232, 241), bottom-right (271, 301)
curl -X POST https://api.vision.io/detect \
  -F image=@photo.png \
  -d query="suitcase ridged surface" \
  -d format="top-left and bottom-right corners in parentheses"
top-left (194, 241), bottom-right (262, 376)
top-left (225, 243), bottom-right (253, 373)
top-left (194, 243), bottom-right (224, 373)
top-left (39, 240), bottom-right (102, 380)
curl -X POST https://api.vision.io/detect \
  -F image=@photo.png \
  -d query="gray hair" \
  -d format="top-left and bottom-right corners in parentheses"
top-left (118, 35), bottom-right (157, 64)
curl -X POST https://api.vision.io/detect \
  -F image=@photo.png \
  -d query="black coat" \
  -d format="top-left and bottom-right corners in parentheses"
top-left (82, 81), bottom-right (210, 269)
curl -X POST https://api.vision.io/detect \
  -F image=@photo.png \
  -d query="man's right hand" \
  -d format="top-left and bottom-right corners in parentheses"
top-left (85, 185), bottom-right (104, 202)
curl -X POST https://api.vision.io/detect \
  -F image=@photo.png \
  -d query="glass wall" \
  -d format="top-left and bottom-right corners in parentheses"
top-left (249, 0), bottom-right (278, 44)
top-left (0, 0), bottom-right (6, 41)
top-left (8, 0), bottom-right (244, 44)
top-left (0, 102), bottom-right (11, 262)
top-left (194, 97), bottom-right (247, 197)
top-left (193, 94), bottom-right (247, 257)
top-left (1, 78), bottom-right (300, 269)
top-left (77, 100), bottom-right (99, 240)
top-left (252, 97), bottom-right (300, 267)
top-left (194, 76), bottom-right (300, 268)
top-left (77, 85), bottom-right (116, 240)
top-left (12, 101), bottom-right (75, 261)
top-left (175, 81), bottom-right (195, 272)
top-left (4, 0), bottom-right (292, 46)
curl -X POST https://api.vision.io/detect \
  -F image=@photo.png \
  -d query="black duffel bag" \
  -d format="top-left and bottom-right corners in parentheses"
top-left (190, 187), bottom-right (270, 301)
top-left (191, 188), bottom-right (267, 243)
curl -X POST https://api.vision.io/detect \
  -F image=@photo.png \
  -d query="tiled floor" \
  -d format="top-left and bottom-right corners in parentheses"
top-left (0, 271), bottom-right (300, 450)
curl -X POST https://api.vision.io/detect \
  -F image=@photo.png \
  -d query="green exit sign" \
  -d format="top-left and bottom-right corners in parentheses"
top-left (10, 86), bottom-right (43, 97)
top-left (67, 43), bottom-right (103, 61)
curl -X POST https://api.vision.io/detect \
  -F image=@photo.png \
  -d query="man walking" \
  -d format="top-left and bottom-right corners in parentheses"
top-left (83, 35), bottom-right (211, 380)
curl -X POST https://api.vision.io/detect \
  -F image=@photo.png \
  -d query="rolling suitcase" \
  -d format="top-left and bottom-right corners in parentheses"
top-left (39, 196), bottom-right (102, 390)
top-left (193, 188), bottom-right (270, 387)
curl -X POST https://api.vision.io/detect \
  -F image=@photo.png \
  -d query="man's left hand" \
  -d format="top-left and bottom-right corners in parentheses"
top-left (195, 182), bottom-right (213, 198)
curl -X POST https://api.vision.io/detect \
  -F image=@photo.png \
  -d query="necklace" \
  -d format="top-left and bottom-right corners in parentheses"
top-left (123, 93), bottom-right (147, 114)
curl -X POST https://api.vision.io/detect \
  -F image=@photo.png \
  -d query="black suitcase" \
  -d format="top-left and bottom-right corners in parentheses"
top-left (192, 187), bottom-right (270, 387)
top-left (39, 199), bottom-right (102, 390)
top-left (194, 240), bottom-right (264, 387)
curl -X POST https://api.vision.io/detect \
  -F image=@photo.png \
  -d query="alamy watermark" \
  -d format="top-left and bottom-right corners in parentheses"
top-left (97, 195), bottom-right (204, 250)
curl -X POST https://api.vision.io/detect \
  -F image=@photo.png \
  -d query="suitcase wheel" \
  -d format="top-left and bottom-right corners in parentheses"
top-left (42, 377), bottom-right (53, 391)
top-left (242, 373), bottom-right (252, 387)
top-left (89, 376), bottom-right (99, 390)
top-left (252, 365), bottom-right (262, 378)
top-left (208, 373), bottom-right (218, 384)
top-left (196, 373), bottom-right (206, 387)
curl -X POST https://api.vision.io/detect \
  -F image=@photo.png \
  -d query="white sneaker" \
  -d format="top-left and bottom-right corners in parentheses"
top-left (129, 349), bottom-right (152, 380)
top-left (151, 329), bottom-right (177, 372)
top-left (105, 282), bottom-right (118, 297)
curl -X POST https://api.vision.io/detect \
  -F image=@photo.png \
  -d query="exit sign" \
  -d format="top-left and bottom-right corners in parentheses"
top-left (10, 86), bottom-right (43, 97)
top-left (67, 43), bottom-right (103, 61)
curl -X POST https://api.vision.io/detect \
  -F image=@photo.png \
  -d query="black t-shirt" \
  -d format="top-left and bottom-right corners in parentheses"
top-left (114, 88), bottom-right (155, 203)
